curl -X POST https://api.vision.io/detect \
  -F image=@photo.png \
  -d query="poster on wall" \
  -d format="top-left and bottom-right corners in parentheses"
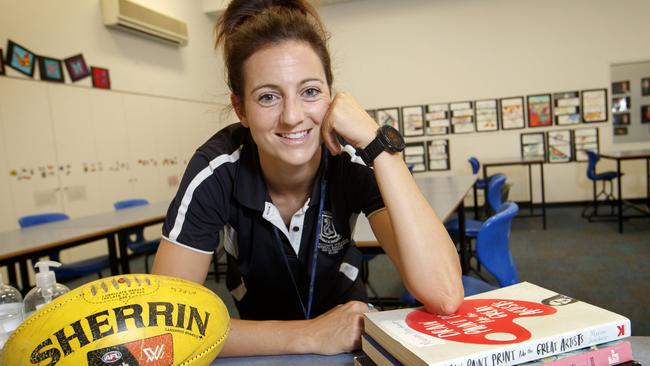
top-left (376, 108), bottom-right (401, 132)
top-left (547, 130), bottom-right (573, 163)
top-left (581, 88), bottom-right (608, 123)
top-left (527, 94), bottom-right (552, 127)
top-left (574, 128), bottom-right (599, 162)
top-left (6, 40), bottom-right (36, 77)
top-left (613, 113), bottom-right (631, 125)
top-left (612, 96), bottom-right (630, 113)
top-left (500, 96), bottom-right (525, 130)
top-left (520, 132), bottom-right (546, 160)
top-left (614, 127), bottom-right (628, 135)
top-left (642, 78), bottom-right (650, 96)
top-left (642, 105), bottom-right (650, 124)
top-left (404, 142), bottom-right (427, 172)
top-left (449, 101), bottom-right (475, 133)
top-left (0, 48), bottom-right (5, 75)
top-left (64, 54), bottom-right (90, 82)
top-left (38, 56), bottom-right (64, 83)
top-left (401, 105), bottom-right (425, 137)
top-left (475, 99), bottom-right (499, 132)
top-left (611, 80), bottom-right (630, 95)
top-left (553, 91), bottom-right (581, 125)
top-left (424, 103), bottom-right (450, 135)
top-left (91, 66), bottom-right (111, 89)
top-left (427, 140), bottom-right (450, 171)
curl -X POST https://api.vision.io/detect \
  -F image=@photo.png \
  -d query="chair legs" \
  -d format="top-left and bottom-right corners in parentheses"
top-left (582, 179), bottom-right (619, 221)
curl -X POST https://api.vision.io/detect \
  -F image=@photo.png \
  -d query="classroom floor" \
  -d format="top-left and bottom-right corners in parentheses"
top-left (66, 204), bottom-right (650, 336)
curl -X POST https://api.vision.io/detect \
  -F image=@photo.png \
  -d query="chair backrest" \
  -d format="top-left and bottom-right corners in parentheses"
top-left (18, 213), bottom-right (70, 228)
top-left (475, 201), bottom-right (520, 287)
top-left (114, 199), bottom-right (149, 243)
top-left (585, 150), bottom-right (599, 180)
top-left (468, 157), bottom-right (480, 175)
top-left (486, 174), bottom-right (507, 213)
top-left (114, 198), bottom-right (149, 210)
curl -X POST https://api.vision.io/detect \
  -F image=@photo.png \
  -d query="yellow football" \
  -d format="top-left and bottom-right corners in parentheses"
top-left (1, 274), bottom-right (230, 366)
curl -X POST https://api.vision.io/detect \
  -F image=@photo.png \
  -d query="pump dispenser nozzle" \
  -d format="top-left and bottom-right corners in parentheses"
top-left (34, 260), bottom-right (61, 290)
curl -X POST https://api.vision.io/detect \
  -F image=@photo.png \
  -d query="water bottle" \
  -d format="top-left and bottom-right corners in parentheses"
top-left (0, 273), bottom-right (23, 350)
top-left (23, 260), bottom-right (70, 320)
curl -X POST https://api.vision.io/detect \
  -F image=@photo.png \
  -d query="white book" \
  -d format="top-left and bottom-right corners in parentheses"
top-left (363, 282), bottom-right (631, 366)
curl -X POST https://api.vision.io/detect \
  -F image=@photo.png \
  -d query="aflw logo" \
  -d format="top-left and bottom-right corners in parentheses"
top-left (143, 345), bottom-right (165, 361)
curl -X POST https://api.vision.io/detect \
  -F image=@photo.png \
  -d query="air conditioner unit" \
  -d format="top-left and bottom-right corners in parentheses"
top-left (101, 0), bottom-right (188, 46)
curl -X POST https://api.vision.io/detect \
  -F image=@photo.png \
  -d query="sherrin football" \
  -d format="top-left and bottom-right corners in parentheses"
top-left (1, 274), bottom-right (230, 366)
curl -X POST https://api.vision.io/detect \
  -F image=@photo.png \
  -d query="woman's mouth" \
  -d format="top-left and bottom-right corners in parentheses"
top-left (277, 129), bottom-right (311, 144)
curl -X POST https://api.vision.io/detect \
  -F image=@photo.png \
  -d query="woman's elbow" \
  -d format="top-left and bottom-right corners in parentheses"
top-left (417, 283), bottom-right (464, 315)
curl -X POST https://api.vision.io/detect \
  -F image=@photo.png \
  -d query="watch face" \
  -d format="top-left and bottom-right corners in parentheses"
top-left (380, 125), bottom-right (405, 151)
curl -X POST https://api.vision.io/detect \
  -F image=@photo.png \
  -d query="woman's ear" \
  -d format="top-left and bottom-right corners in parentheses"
top-left (231, 95), bottom-right (248, 127)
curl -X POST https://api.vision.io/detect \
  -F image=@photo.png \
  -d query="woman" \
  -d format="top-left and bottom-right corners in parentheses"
top-left (152, 0), bottom-right (463, 356)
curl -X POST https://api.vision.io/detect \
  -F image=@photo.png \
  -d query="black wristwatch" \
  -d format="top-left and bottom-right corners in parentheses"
top-left (357, 125), bottom-right (405, 166)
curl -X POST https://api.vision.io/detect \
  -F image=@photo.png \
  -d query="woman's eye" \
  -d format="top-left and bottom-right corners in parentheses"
top-left (303, 88), bottom-right (320, 98)
top-left (258, 94), bottom-right (278, 105)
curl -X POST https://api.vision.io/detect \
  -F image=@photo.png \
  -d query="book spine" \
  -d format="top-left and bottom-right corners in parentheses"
top-left (440, 319), bottom-right (631, 366)
top-left (543, 341), bottom-right (632, 366)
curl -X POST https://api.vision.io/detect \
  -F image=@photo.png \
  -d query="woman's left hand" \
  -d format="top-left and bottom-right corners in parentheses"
top-left (321, 92), bottom-right (379, 155)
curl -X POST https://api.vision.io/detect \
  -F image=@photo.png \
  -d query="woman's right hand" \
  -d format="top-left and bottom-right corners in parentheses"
top-left (302, 300), bottom-right (375, 355)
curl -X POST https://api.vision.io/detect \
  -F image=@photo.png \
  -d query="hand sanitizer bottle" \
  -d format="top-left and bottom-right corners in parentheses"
top-left (0, 274), bottom-right (23, 350)
top-left (23, 260), bottom-right (70, 319)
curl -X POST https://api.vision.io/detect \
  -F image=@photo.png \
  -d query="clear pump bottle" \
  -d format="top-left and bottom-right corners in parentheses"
top-left (23, 260), bottom-right (70, 319)
top-left (0, 273), bottom-right (23, 350)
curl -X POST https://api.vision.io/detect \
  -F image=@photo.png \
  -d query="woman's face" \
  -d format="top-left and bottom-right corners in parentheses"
top-left (235, 41), bottom-right (331, 169)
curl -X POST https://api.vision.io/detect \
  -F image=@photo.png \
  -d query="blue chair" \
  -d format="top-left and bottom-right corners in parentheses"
top-left (402, 201), bottom-right (520, 303)
top-left (582, 150), bottom-right (622, 221)
top-left (114, 199), bottom-right (161, 273)
top-left (468, 157), bottom-right (496, 219)
top-left (18, 213), bottom-right (111, 282)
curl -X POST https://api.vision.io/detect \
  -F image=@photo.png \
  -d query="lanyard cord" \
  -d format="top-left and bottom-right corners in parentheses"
top-left (272, 177), bottom-right (327, 320)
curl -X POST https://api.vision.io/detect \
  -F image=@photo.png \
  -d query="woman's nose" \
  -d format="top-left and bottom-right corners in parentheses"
top-left (281, 97), bottom-right (305, 126)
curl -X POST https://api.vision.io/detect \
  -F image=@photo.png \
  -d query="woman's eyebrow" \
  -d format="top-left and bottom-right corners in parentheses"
top-left (250, 78), bottom-right (326, 95)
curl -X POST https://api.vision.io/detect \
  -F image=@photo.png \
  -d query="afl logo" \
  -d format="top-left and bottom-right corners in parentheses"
top-left (101, 350), bottom-right (122, 363)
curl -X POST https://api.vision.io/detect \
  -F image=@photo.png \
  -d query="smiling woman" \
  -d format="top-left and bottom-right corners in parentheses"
top-left (151, 0), bottom-right (463, 358)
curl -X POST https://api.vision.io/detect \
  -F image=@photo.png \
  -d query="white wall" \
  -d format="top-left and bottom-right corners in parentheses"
top-left (320, 0), bottom-right (650, 203)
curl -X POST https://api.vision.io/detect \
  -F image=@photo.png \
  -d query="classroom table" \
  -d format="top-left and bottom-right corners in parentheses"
top-left (353, 174), bottom-right (477, 274)
top-left (213, 336), bottom-right (650, 365)
top-left (599, 148), bottom-right (650, 233)
top-left (481, 156), bottom-right (546, 229)
top-left (0, 201), bottom-right (168, 290)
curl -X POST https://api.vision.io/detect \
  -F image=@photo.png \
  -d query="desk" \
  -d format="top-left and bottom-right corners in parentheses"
top-left (599, 149), bottom-right (650, 233)
top-left (213, 336), bottom-right (650, 365)
top-left (353, 175), bottom-right (477, 274)
top-left (481, 157), bottom-right (546, 229)
top-left (0, 201), bottom-right (168, 290)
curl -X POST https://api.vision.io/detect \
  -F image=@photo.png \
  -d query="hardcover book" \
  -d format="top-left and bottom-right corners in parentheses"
top-left (363, 282), bottom-right (631, 366)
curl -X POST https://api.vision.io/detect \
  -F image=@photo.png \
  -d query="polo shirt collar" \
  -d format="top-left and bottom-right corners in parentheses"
top-left (232, 136), bottom-right (327, 213)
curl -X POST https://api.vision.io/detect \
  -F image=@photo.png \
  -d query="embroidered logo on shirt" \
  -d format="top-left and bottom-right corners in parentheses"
top-left (319, 211), bottom-right (349, 254)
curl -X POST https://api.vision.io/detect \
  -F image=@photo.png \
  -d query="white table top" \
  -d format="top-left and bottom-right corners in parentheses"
top-left (353, 175), bottom-right (476, 243)
top-left (0, 201), bottom-right (169, 261)
top-left (600, 148), bottom-right (650, 159)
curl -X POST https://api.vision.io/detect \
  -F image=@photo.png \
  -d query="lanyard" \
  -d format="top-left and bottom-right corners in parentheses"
top-left (272, 175), bottom-right (327, 320)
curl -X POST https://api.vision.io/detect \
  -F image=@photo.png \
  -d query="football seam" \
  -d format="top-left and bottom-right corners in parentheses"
top-left (180, 325), bottom-right (230, 365)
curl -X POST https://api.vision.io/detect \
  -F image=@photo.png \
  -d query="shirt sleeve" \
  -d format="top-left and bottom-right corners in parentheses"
top-left (337, 149), bottom-right (385, 217)
top-left (162, 152), bottom-right (230, 253)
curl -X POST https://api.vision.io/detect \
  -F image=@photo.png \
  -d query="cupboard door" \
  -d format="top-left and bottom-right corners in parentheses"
top-left (0, 79), bottom-right (62, 218)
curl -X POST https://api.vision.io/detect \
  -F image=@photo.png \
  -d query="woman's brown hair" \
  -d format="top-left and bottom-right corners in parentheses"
top-left (215, 0), bottom-right (333, 100)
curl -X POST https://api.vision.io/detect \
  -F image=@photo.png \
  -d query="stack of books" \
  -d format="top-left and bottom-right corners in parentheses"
top-left (360, 282), bottom-right (635, 366)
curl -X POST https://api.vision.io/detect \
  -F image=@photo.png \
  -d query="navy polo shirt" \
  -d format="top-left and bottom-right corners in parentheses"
top-left (162, 123), bottom-right (385, 320)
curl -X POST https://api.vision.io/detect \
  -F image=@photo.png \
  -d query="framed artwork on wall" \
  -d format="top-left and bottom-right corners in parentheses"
top-left (475, 99), bottom-right (499, 132)
top-left (547, 130), bottom-right (573, 163)
top-left (424, 103), bottom-right (449, 135)
top-left (520, 132), bottom-right (546, 160)
top-left (613, 113), bottom-right (630, 125)
top-left (427, 139), bottom-right (450, 171)
top-left (527, 94), bottom-right (553, 127)
top-left (573, 128), bottom-right (599, 162)
top-left (404, 142), bottom-right (427, 173)
top-left (6, 40), bottom-right (36, 77)
top-left (614, 127), bottom-right (627, 135)
top-left (401, 105), bottom-right (425, 137)
top-left (64, 54), bottom-right (90, 82)
top-left (449, 101), bottom-right (475, 134)
top-left (611, 81), bottom-right (630, 95)
top-left (581, 88), bottom-right (608, 123)
top-left (91, 66), bottom-right (111, 89)
top-left (642, 78), bottom-right (650, 96)
top-left (0, 48), bottom-right (5, 75)
top-left (642, 105), bottom-right (650, 124)
top-left (611, 96), bottom-right (630, 113)
top-left (553, 91), bottom-right (581, 125)
top-left (38, 56), bottom-right (64, 83)
top-left (500, 96), bottom-right (525, 130)
top-left (376, 108), bottom-right (401, 132)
